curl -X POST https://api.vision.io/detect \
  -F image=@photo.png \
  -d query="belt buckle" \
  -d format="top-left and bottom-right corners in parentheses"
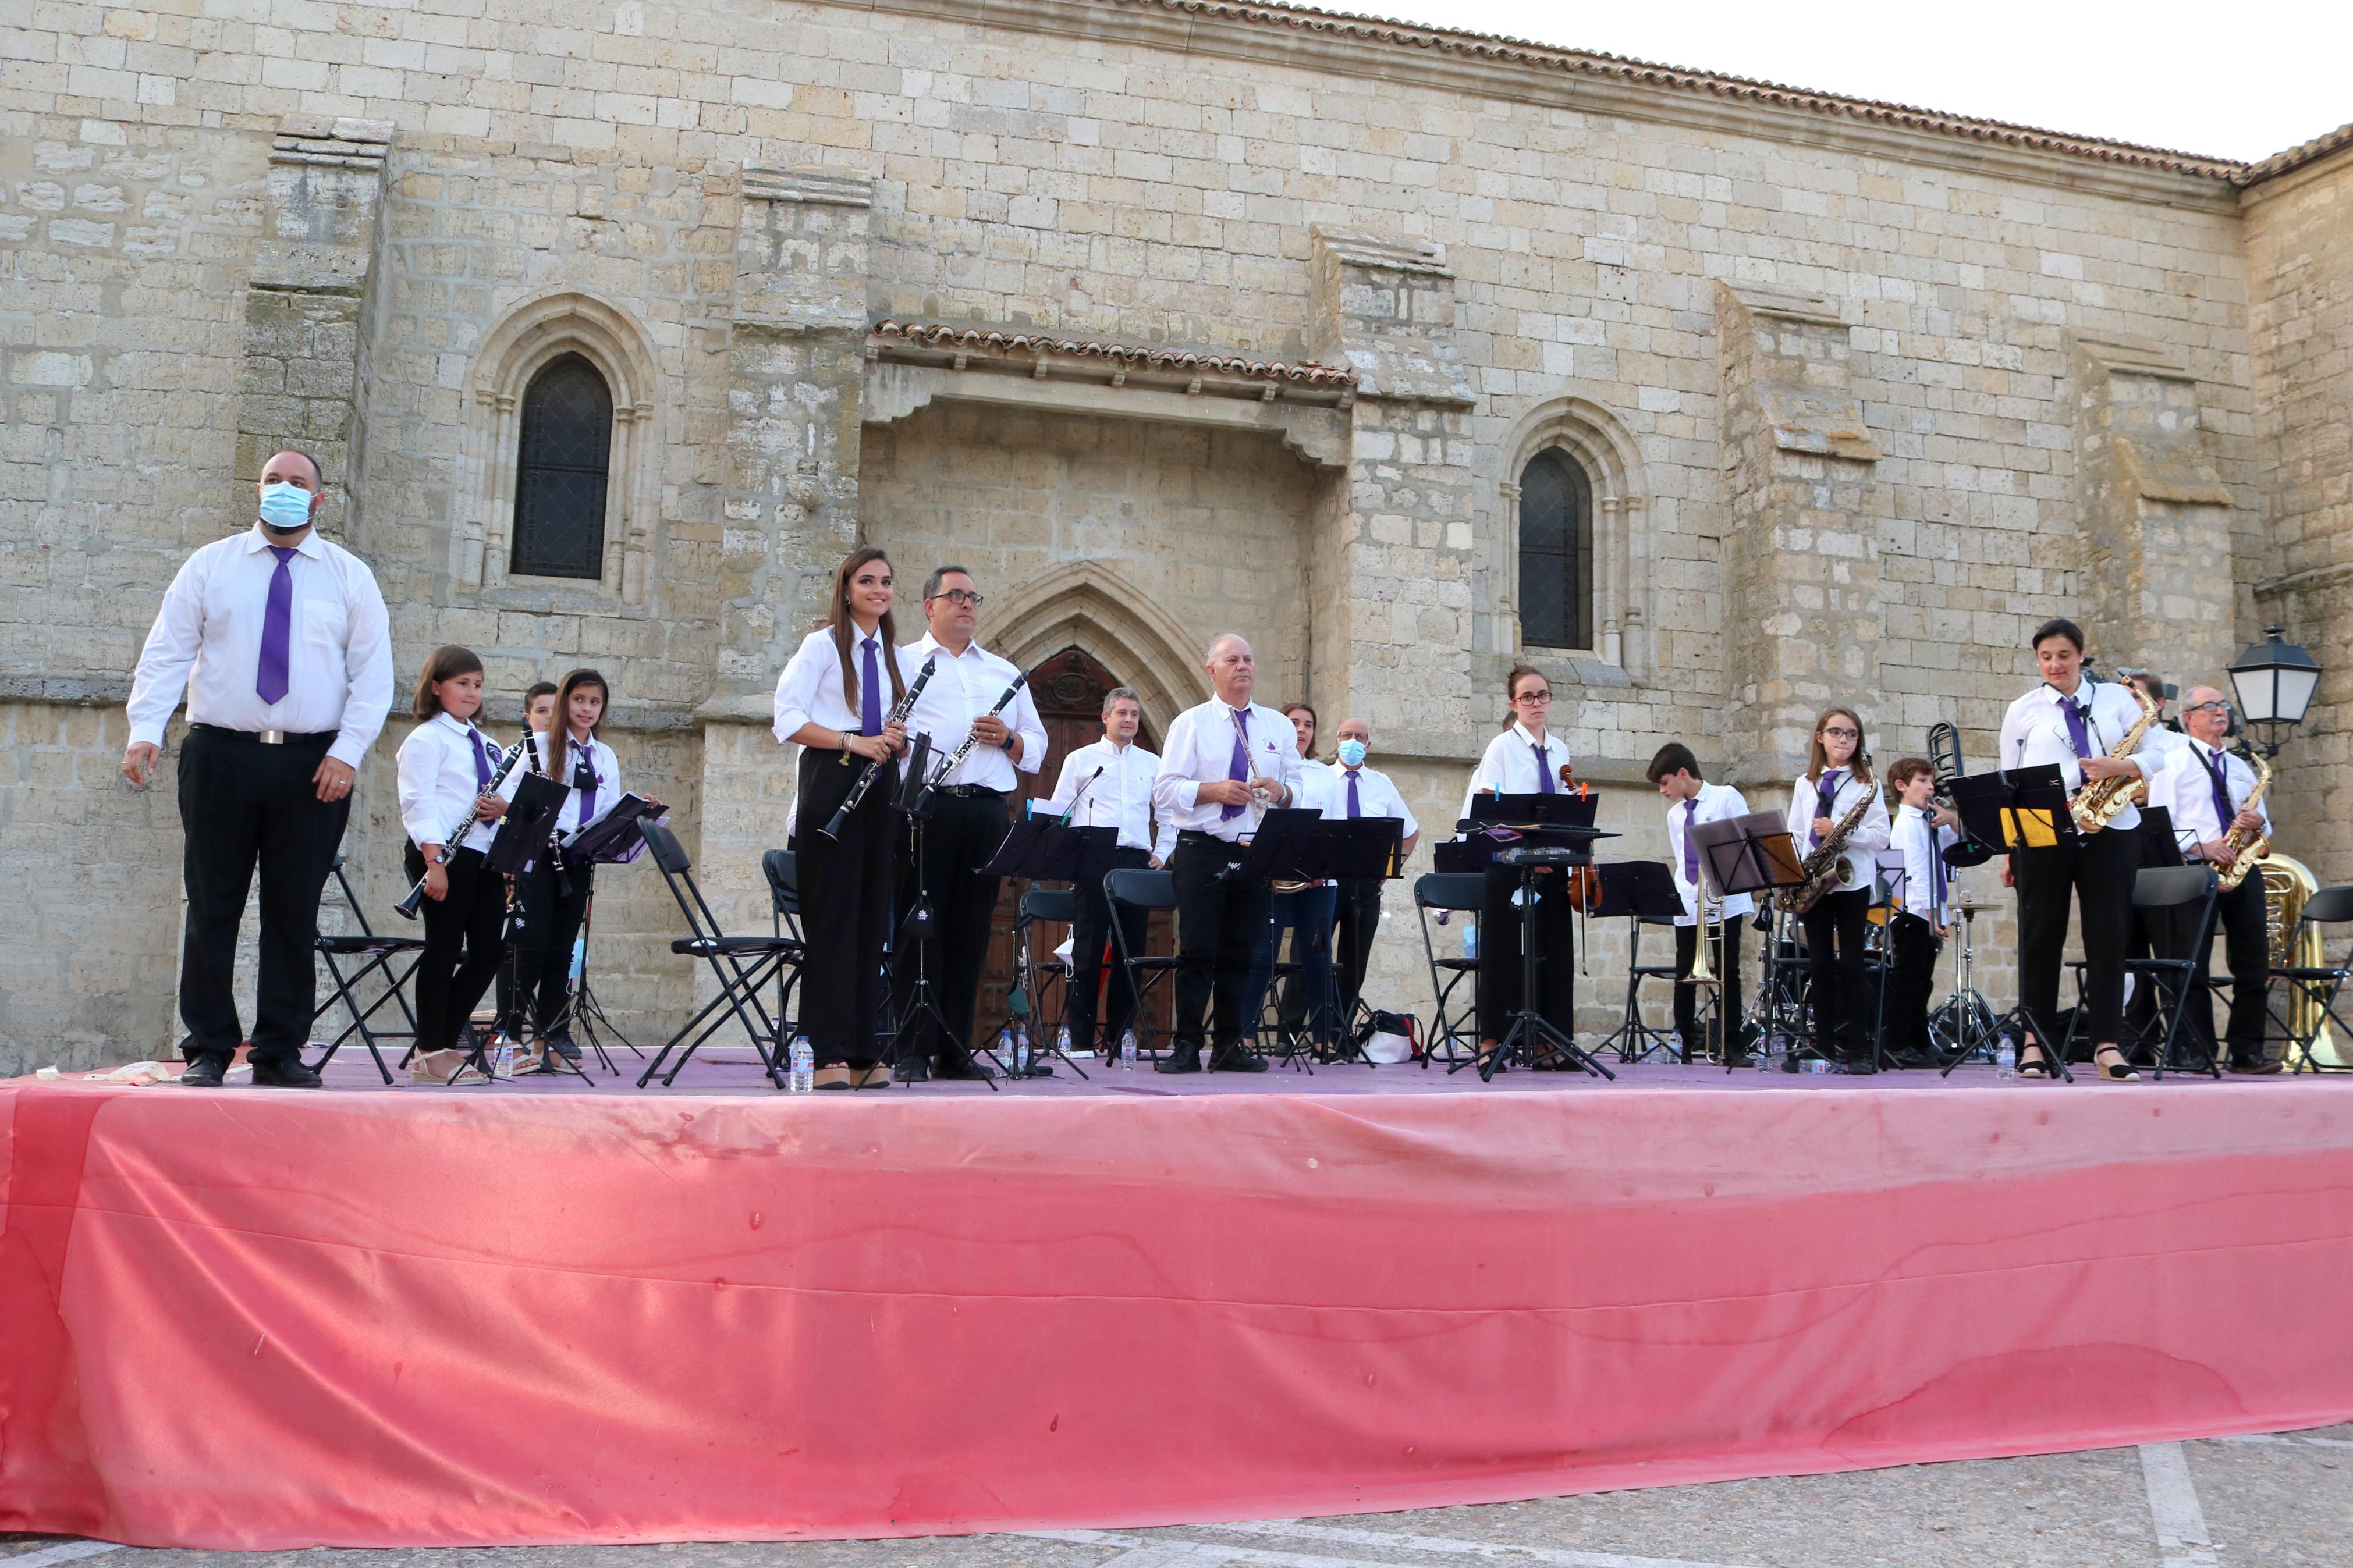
top-left (258, 729), bottom-right (288, 745)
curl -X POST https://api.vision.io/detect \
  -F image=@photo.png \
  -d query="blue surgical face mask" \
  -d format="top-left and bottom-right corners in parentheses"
top-left (1336, 738), bottom-right (1368, 769)
top-left (258, 482), bottom-right (315, 534)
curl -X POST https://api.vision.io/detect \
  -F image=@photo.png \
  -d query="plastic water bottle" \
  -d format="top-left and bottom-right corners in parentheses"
top-left (1056, 1025), bottom-right (1071, 1061)
top-left (789, 1037), bottom-right (814, 1093)
top-left (569, 932), bottom-right (587, 981)
top-left (492, 1039), bottom-right (516, 1079)
top-left (1996, 1035), bottom-right (2017, 1079)
top-left (1120, 1029), bottom-right (1139, 1070)
top-left (1014, 1025), bottom-right (1032, 1076)
top-left (1462, 920), bottom-right (1479, 961)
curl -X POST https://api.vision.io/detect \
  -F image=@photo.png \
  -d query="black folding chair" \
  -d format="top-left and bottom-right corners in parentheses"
top-left (1414, 872), bottom-right (1483, 1068)
top-left (636, 820), bottom-right (800, 1089)
top-left (308, 854), bottom-right (425, 1083)
top-left (1016, 886), bottom-right (1079, 1072)
top-left (761, 849), bottom-right (805, 1042)
top-left (1601, 913), bottom-right (1682, 1062)
top-left (2273, 884), bottom-right (2353, 1074)
top-left (2067, 865), bottom-right (2221, 1079)
top-left (1105, 867), bottom-right (1180, 1062)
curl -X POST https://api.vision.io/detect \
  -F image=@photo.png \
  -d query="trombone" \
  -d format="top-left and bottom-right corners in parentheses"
top-left (1685, 861), bottom-right (1730, 1057)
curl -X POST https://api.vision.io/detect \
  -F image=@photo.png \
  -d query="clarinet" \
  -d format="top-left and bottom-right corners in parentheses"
top-left (530, 728), bottom-right (574, 897)
top-left (818, 655), bottom-right (938, 841)
top-left (909, 671), bottom-right (1030, 815)
top-left (396, 729), bottom-right (531, 920)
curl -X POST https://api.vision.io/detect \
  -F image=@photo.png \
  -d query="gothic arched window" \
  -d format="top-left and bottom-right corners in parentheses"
top-left (511, 353), bottom-right (613, 579)
top-left (1517, 447), bottom-right (1593, 650)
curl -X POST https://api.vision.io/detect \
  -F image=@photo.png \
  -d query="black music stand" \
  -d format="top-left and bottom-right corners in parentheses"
top-left (984, 820), bottom-right (1119, 1078)
top-left (1292, 817), bottom-right (1404, 1064)
top-left (1484, 832), bottom-right (1616, 1081)
top-left (1942, 765), bottom-right (2075, 1080)
top-left (888, 737), bottom-right (1000, 1088)
top-left (1217, 809), bottom-right (1337, 1070)
top-left (563, 792), bottom-right (662, 867)
top-left (476, 775), bottom-right (592, 1080)
top-left (1590, 861), bottom-right (1684, 1062)
top-left (1694, 811), bottom-right (1804, 1069)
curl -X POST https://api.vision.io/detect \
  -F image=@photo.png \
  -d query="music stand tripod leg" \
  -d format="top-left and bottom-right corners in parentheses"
top-left (1484, 861), bottom-right (1614, 1082)
top-left (892, 809), bottom-right (1000, 1091)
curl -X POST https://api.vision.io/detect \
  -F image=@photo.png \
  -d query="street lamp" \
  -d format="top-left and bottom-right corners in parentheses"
top-left (2226, 625), bottom-right (2323, 759)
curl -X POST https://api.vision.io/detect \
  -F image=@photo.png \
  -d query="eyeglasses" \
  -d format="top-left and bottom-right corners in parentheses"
top-left (1514, 691), bottom-right (1553, 705)
top-left (2184, 700), bottom-right (2233, 716)
top-left (929, 589), bottom-right (985, 608)
top-left (1820, 727), bottom-right (1860, 739)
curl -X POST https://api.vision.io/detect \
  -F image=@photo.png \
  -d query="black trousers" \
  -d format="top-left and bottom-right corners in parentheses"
top-left (2014, 826), bottom-right (2138, 1045)
top-left (893, 788), bottom-right (1009, 1066)
top-left (502, 859), bottom-right (592, 1036)
top-left (1333, 876), bottom-right (1383, 1021)
top-left (794, 746), bottom-right (893, 1068)
top-left (1799, 888), bottom-right (1871, 1059)
top-left (402, 843), bottom-right (507, 1056)
top-left (1884, 911), bottom-right (1941, 1056)
top-left (1673, 918), bottom-right (1745, 1059)
top-left (1068, 845), bottom-right (1152, 1054)
top-left (176, 726), bottom-right (349, 1061)
top-left (1474, 863), bottom-right (1575, 1044)
top-left (2170, 872), bottom-right (2271, 1064)
top-left (1172, 833), bottom-right (1271, 1052)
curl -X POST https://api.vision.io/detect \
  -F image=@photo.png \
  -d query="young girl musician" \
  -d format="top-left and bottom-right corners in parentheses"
top-left (773, 547), bottom-right (913, 1090)
top-left (1463, 663), bottom-right (1578, 1071)
top-left (397, 645), bottom-right (515, 1085)
top-left (1784, 706), bottom-right (1890, 1072)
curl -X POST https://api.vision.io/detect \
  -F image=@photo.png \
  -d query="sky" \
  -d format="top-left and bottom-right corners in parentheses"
top-left (1341, 0), bottom-right (2351, 164)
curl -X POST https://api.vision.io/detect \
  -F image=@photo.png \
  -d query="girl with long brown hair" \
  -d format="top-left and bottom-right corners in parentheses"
top-left (1782, 705), bottom-right (1890, 1071)
top-left (772, 547), bottom-right (913, 1088)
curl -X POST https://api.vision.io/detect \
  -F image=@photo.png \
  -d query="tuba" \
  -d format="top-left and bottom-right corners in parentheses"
top-left (2068, 679), bottom-right (2159, 833)
top-left (2262, 852), bottom-right (2338, 1066)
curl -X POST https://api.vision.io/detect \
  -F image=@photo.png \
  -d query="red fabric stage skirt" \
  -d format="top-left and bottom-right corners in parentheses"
top-left (5, 1078), bottom-right (2351, 1548)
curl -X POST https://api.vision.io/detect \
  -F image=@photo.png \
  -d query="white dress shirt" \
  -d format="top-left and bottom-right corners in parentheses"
top-left (1890, 802), bottom-right (1958, 922)
top-left (1461, 723), bottom-right (1573, 818)
top-left (1783, 770), bottom-right (1892, 898)
top-left (1154, 698), bottom-right (1304, 842)
top-left (1045, 737), bottom-right (1176, 860)
top-left (1997, 680), bottom-right (2154, 833)
top-left (2149, 734), bottom-right (2271, 853)
top-left (1328, 761), bottom-right (1421, 840)
top-left (772, 625), bottom-right (918, 745)
top-left (126, 524), bottom-right (395, 769)
top-left (398, 712), bottom-right (512, 854)
top-left (897, 632), bottom-right (1048, 793)
top-left (1665, 780), bottom-right (1756, 926)
top-left (534, 730), bottom-right (624, 831)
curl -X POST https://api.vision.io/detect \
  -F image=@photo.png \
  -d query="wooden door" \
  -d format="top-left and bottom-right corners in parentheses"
top-left (975, 646), bottom-right (1169, 1047)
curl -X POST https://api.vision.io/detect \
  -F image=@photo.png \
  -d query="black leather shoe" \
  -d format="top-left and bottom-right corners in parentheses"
top-left (179, 1053), bottom-right (229, 1087)
top-left (1208, 1044), bottom-right (1269, 1073)
top-left (1155, 1048), bottom-right (1203, 1074)
top-left (251, 1056), bottom-right (324, 1089)
top-left (1839, 1058), bottom-right (1879, 1075)
top-left (1722, 1053), bottom-right (1754, 1069)
top-left (1014, 1062), bottom-right (1056, 1078)
top-left (933, 1054), bottom-right (998, 1082)
top-left (895, 1056), bottom-right (932, 1083)
top-left (2229, 1058), bottom-right (2283, 1075)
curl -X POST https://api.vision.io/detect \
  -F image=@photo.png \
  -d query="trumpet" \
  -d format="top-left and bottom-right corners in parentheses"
top-left (819, 654), bottom-right (937, 841)
top-left (396, 730), bottom-right (531, 920)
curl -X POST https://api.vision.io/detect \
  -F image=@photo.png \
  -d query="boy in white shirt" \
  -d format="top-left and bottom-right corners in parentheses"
top-left (1883, 757), bottom-right (1959, 1065)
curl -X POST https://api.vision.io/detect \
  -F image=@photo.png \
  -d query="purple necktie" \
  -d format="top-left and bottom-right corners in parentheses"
top-left (471, 731), bottom-right (493, 790)
top-left (575, 746), bottom-right (598, 829)
top-left (1533, 742), bottom-right (1555, 794)
top-left (255, 545), bottom-right (297, 704)
top-left (1220, 707), bottom-right (1250, 822)
top-left (2058, 692), bottom-right (2092, 758)
top-left (1682, 798), bottom-right (1699, 883)
top-left (1346, 770), bottom-right (1361, 819)
top-left (2202, 749), bottom-right (2235, 838)
top-left (1813, 771), bottom-right (1842, 848)
top-left (860, 637), bottom-right (882, 736)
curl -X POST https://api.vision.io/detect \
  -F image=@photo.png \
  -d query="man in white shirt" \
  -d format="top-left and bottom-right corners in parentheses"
top-left (2148, 685), bottom-right (2280, 1072)
top-left (122, 449), bottom-right (395, 1087)
top-left (1648, 743), bottom-right (1756, 1066)
top-left (1044, 686), bottom-right (1174, 1059)
top-left (894, 566), bottom-right (1048, 1080)
top-left (1151, 634), bottom-right (1301, 1072)
top-left (1329, 717), bottom-right (1419, 1024)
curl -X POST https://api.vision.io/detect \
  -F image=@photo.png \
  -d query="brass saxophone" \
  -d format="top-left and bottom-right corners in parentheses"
top-left (2214, 749), bottom-right (2272, 893)
top-left (1779, 780), bottom-right (1877, 915)
top-left (2067, 680), bottom-right (2159, 834)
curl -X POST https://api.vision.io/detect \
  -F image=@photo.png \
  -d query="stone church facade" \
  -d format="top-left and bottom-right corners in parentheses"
top-left (3, 0), bottom-right (2349, 1072)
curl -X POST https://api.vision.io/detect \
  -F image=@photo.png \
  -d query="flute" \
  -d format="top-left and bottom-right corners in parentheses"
top-left (819, 655), bottom-right (938, 841)
top-left (396, 729), bottom-right (531, 920)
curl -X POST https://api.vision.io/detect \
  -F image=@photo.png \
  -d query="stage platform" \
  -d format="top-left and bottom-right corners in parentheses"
top-left (5, 1056), bottom-right (2351, 1551)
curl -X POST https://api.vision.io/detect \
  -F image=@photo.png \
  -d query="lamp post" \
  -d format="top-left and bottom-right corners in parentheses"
top-left (2226, 625), bottom-right (2324, 760)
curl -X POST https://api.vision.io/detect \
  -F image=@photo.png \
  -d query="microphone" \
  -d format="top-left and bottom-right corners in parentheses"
top-left (1055, 765), bottom-right (1105, 827)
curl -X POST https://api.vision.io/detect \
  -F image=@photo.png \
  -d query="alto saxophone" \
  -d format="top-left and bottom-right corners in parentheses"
top-left (2214, 749), bottom-right (2273, 893)
top-left (2067, 680), bottom-right (2159, 834)
top-left (1779, 781), bottom-right (1876, 915)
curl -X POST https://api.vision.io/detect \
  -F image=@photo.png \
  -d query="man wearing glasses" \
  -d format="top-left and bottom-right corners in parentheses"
top-left (895, 566), bottom-right (1049, 1080)
top-left (2148, 687), bottom-right (2280, 1072)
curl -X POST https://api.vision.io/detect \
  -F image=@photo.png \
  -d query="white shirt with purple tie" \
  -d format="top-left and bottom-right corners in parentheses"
top-left (396, 711), bottom-right (516, 855)
top-left (1664, 780), bottom-right (1756, 926)
top-left (126, 524), bottom-right (395, 769)
top-left (1153, 698), bottom-right (1304, 842)
top-left (1781, 770), bottom-right (1892, 898)
top-left (1997, 680), bottom-right (2153, 833)
top-left (1890, 802), bottom-right (1959, 922)
top-left (1460, 721), bottom-right (1572, 819)
top-left (1326, 759), bottom-right (1419, 835)
top-left (532, 730), bottom-right (624, 833)
top-left (771, 626), bottom-right (919, 744)
top-left (2148, 734), bottom-right (2270, 852)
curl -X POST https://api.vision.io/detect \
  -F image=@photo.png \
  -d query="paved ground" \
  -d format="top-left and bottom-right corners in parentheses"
top-left (9, 1423), bottom-right (2347, 1568)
